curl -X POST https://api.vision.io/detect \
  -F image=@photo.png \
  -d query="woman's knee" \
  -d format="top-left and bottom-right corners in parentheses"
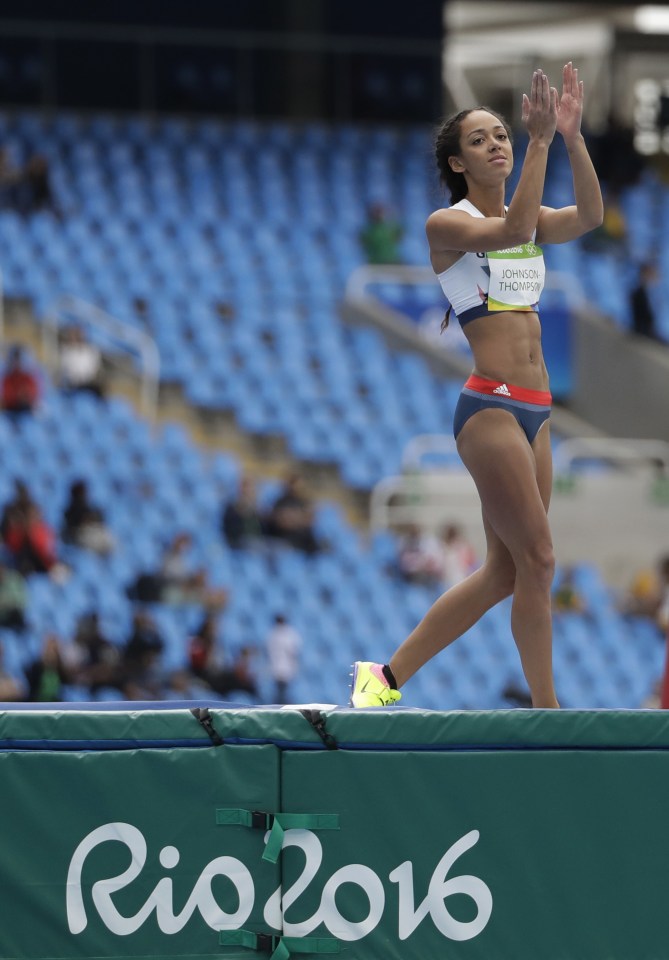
top-left (517, 541), bottom-right (555, 589)
top-left (485, 558), bottom-right (516, 601)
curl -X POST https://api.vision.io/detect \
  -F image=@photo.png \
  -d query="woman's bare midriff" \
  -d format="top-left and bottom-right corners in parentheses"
top-left (463, 310), bottom-right (549, 391)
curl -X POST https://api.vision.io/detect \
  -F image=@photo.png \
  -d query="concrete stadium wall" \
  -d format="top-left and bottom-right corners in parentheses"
top-left (572, 308), bottom-right (669, 444)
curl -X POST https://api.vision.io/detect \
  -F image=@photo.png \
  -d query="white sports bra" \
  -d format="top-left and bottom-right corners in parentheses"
top-left (435, 198), bottom-right (546, 326)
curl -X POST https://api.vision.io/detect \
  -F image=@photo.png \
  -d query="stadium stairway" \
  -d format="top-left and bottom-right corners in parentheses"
top-left (2, 297), bottom-right (370, 529)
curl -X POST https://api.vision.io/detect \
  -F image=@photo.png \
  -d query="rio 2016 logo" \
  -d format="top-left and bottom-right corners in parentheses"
top-left (66, 822), bottom-right (493, 943)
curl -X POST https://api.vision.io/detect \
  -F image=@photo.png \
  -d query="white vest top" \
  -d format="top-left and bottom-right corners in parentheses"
top-left (435, 198), bottom-right (545, 326)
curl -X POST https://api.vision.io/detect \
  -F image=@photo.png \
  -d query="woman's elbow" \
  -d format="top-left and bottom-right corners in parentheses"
top-left (505, 225), bottom-right (535, 246)
top-left (580, 206), bottom-right (604, 233)
top-left (586, 210), bottom-right (604, 231)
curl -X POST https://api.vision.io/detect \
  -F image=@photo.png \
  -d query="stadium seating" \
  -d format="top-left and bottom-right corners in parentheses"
top-left (0, 376), bottom-right (664, 710)
top-left (0, 110), bottom-right (666, 710)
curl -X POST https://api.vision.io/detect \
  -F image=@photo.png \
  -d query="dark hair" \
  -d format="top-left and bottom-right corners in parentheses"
top-left (434, 106), bottom-right (513, 204)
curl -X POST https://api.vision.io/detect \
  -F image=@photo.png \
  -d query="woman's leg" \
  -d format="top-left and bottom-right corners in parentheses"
top-left (390, 409), bottom-right (556, 706)
top-left (389, 512), bottom-right (516, 686)
top-left (353, 408), bottom-right (557, 709)
top-left (455, 410), bottom-right (557, 707)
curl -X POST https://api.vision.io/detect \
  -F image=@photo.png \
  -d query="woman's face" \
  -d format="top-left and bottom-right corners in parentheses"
top-left (450, 110), bottom-right (513, 184)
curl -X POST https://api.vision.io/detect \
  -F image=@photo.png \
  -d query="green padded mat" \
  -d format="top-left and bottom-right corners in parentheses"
top-left (1, 704), bottom-right (669, 959)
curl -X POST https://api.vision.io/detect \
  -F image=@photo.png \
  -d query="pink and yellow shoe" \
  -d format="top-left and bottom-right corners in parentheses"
top-left (349, 662), bottom-right (401, 708)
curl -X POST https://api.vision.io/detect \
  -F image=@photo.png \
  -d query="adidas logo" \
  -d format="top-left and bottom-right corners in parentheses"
top-left (492, 383), bottom-right (511, 397)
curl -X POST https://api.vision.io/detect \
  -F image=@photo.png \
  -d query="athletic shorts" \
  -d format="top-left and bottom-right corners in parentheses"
top-left (453, 374), bottom-right (552, 445)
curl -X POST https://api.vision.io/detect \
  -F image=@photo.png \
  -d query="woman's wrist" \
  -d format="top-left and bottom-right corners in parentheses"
top-left (563, 132), bottom-right (585, 152)
top-left (526, 137), bottom-right (552, 152)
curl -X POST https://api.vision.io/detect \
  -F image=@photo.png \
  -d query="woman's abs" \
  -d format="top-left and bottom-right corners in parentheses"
top-left (463, 310), bottom-right (548, 391)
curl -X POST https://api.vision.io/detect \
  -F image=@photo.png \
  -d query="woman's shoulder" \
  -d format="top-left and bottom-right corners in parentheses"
top-left (428, 198), bottom-right (481, 218)
top-left (426, 198), bottom-right (483, 232)
top-left (450, 198), bottom-right (483, 216)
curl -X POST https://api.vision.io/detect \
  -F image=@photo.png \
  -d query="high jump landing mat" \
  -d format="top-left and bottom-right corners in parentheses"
top-left (1, 701), bottom-right (668, 960)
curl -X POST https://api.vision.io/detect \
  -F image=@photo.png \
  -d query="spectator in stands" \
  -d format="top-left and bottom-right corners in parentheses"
top-left (266, 613), bottom-right (302, 704)
top-left (127, 570), bottom-right (163, 603)
top-left (230, 646), bottom-right (259, 700)
top-left (265, 472), bottom-right (320, 555)
top-left (0, 560), bottom-right (27, 631)
top-left (590, 112), bottom-right (641, 191)
top-left (1, 480), bottom-right (35, 539)
top-left (350, 62), bottom-right (603, 711)
top-left (397, 524), bottom-right (444, 588)
top-left (622, 555), bottom-right (669, 637)
top-left (630, 262), bottom-right (660, 341)
top-left (0, 640), bottom-right (24, 701)
top-left (0, 482), bottom-right (63, 578)
top-left (3, 500), bottom-right (62, 578)
top-left (359, 202), bottom-right (403, 264)
top-left (14, 154), bottom-right (56, 216)
top-left (185, 612), bottom-right (258, 699)
top-left (62, 479), bottom-right (115, 555)
top-left (160, 532), bottom-right (197, 603)
top-left (221, 475), bottom-right (265, 550)
top-left (623, 569), bottom-right (656, 618)
top-left (186, 611), bottom-right (219, 681)
top-left (132, 296), bottom-right (150, 326)
top-left (1, 344), bottom-right (40, 417)
top-left (65, 612), bottom-right (121, 695)
top-left (120, 610), bottom-right (165, 700)
top-left (440, 523), bottom-right (478, 589)
top-left (552, 566), bottom-right (586, 614)
top-left (24, 633), bottom-right (70, 702)
top-left (0, 148), bottom-right (21, 210)
top-left (58, 324), bottom-right (106, 399)
top-left (160, 532), bottom-right (228, 608)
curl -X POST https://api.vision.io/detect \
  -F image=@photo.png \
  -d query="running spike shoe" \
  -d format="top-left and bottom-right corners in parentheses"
top-left (349, 661), bottom-right (401, 708)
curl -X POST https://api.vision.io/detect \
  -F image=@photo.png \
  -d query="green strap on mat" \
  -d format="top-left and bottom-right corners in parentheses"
top-left (263, 813), bottom-right (339, 863)
top-left (216, 809), bottom-right (339, 863)
top-left (219, 930), bottom-right (340, 959)
top-left (216, 809), bottom-right (261, 828)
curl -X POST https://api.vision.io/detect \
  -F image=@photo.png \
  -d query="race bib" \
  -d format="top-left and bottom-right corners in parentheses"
top-left (485, 241), bottom-right (545, 312)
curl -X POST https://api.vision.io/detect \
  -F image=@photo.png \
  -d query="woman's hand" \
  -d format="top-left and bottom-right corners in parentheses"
top-left (521, 68), bottom-right (558, 144)
top-left (555, 61), bottom-right (584, 146)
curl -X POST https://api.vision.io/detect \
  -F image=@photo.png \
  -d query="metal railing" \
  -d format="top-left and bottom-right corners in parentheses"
top-left (42, 295), bottom-right (160, 419)
top-left (401, 433), bottom-right (459, 471)
top-left (370, 433), bottom-right (669, 546)
top-left (553, 437), bottom-right (669, 475)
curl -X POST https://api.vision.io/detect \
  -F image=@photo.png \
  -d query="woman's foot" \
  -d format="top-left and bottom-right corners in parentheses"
top-left (349, 662), bottom-right (402, 707)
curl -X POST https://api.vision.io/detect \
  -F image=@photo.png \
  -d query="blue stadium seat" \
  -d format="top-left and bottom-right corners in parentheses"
top-left (4, 108), bottom-right (663, 711)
